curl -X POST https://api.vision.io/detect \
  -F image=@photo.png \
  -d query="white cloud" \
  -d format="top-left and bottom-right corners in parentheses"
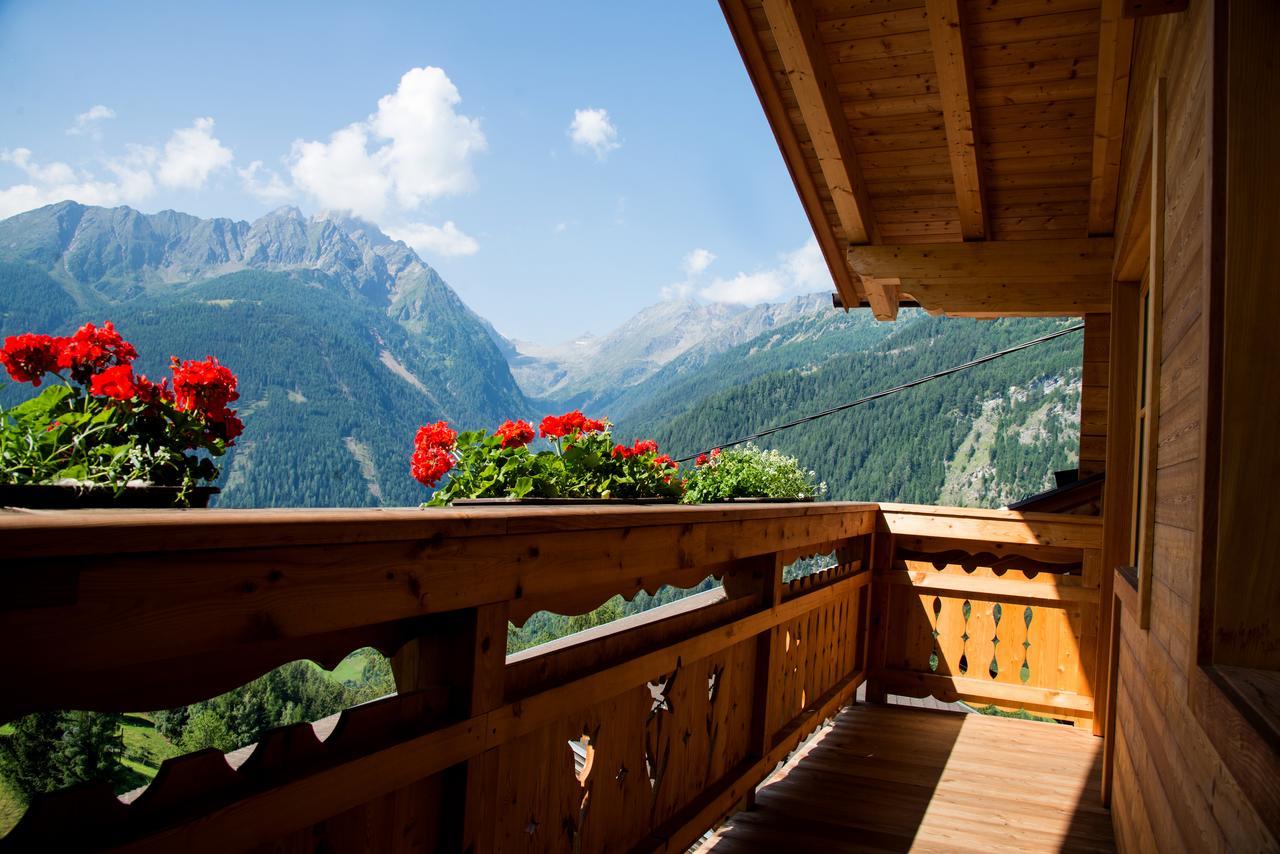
top-left (0, 114), bottom-right (233, 220)
top-left (67, 105), bottom-right (116, 139)
top-left (682, 248), bottom-right (716, 276)
top-left (0, 147), bottom-right (155, 219)
top-left (238, 160), bottom-right (293, 202)
top-left (290, 125), bottom-right (390, 218)
top-left (569, 108), bottom-right (620, 159)
top-left (699, 238), bottom-right (831, 305)
top-left (156, 117), bottom-right (233, 189)
top-left (387, 220), bottom-right (479, 258)
top-left (554, 221), bottom-right (568, 234)
top-left (288, 66), bottom-right (485, 221)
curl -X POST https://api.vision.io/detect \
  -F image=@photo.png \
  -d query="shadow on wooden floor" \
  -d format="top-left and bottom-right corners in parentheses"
top-left (699, 703), bottom-right (1113, 853)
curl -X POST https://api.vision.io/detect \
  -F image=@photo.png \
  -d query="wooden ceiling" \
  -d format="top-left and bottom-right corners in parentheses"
top-left (721, 0), bottom-right (1135, 319)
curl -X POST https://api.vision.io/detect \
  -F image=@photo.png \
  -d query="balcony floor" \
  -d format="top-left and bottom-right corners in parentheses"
top-left (699, 703), bottom-right (1114, 853)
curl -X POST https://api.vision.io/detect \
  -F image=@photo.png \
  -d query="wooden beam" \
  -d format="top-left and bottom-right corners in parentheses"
top-left (721, 0), bottom-right (861, 309)
top-left (849, 237), bottom-right (1115, 280)
top-left (925, 0), bottom-right (988, 240)
top-left (761, 0), bottom-right (878, 245)
top-left (860, 275), bottom-right (900, 320)
top-left (1088, 0), bottom-right (1136, 234)
top-left (899, 277), bottom-right (1111, 316)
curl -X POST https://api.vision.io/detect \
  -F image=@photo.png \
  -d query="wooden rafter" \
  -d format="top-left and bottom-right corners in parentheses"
top-left (925, 0), bottom-right (988, 241)
top-left (761, 0), bottom-right (879, 246)
top-left (849, 238), bottom-right (1115, 281)
top-left (720, 0), bottom-right (861, 310)
top-left (1088, 0), bottom-right (1136, 234)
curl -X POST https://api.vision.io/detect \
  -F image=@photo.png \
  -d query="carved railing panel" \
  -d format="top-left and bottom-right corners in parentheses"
top-left (871, 504), bottom-right (1103, 721)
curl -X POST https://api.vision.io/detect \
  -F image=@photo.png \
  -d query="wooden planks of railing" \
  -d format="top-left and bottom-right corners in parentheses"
top-left (0, 503), bottom-right (876, 852)
top-left (868, 504), bottom-right (1104, 722)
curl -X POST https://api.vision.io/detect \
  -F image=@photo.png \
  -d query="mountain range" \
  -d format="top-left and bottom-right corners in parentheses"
top-left (502, 293), bottom-right (834, 414)
top-left (0, 202), bottom-right (1083, 508)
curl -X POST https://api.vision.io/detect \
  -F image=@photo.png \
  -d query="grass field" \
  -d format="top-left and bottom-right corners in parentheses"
top-left (318, 649), bottom-right (376, 685)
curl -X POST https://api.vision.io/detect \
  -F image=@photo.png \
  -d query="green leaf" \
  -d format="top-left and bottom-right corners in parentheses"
top-left (511, 476), bottom-right (533, 498)
top-left (7, 385), bottom-right (74, 421)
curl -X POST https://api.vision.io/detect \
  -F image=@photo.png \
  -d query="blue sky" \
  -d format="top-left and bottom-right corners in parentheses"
top-left (0, 1), bottom-right (832, 342)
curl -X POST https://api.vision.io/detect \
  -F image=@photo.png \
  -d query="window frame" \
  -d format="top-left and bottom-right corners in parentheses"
top-left (1129, 76), bottom-right (1165, 630)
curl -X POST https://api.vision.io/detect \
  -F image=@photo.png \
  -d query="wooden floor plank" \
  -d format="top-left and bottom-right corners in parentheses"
top-left (699, 703), bottom-right (1113, 853)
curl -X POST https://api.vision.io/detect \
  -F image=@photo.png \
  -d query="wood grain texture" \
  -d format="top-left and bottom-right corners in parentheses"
top-left (1108, 1), bottom-right (1277, 848)
top-left (1089, 0), bottom-right (1136, 233)
top-left (762, 0), bottom-right (880, 245)
top-left (925, 0), bottom-right (988, 239)
top-left (0, 503), bottom-right (875, 719)
top-left (699, 703), bottom-right (1113, 853)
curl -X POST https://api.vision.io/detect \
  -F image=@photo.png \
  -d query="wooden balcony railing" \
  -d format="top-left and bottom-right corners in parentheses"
top-left (0, 500), bottom-right (1102, 851)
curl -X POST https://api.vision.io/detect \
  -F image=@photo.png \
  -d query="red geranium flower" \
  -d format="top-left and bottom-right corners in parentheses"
top-left (0, 333), bottom-right (64, 386)
top-left (562, 411), bottom-right (587, 433)
top-left (415, 420), bottom-right (458, 451)
top-left (411, 444), bottom-right (455, 488)
top-left (90, 364), bottom-right (137, 400)
top-left (538, 414), bottom-right (562, 438)
top-left (59, 321), bottom-right (137, 384)
top-left (632, 439), bottom-right (658, 456)
top-left (711, 448), bottom-right (722, 458)
top-left (135, 375), bottom-right (174, 406)
top-left (611, 444), bottom-right (634, 459)
top-left (206, 409), bottom-right (244, 444)
top-left (495, 419), bottom-right (535, 448)
top-left (653, 454), bottom-right (677, 470)
top-left (171, 356), bottom-right (239, 417)
top-left (540, 410), bottom-right (606, 439)
top-left (695, 453), bottom-right (709, 466)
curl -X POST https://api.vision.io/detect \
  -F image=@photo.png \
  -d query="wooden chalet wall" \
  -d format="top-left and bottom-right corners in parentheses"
top-left (1107, 1), bottom-right (1276, 850)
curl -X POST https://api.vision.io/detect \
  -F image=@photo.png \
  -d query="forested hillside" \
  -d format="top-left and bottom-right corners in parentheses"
top-left (620, 313), bottom-right (1083, 507)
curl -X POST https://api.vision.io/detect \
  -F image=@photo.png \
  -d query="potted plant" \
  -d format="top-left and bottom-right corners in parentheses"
top-left (411, 410), bottom-right (684, 505)
top-left (681, 443), bottom-right (826, 503)
top-left (0, 322), bottom-right (243, 508)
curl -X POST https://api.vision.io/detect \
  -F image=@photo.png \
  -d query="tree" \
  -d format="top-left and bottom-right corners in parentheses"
top-left (56, 712), bottom-right (124, 788)
top-left (0, 712), bottom-right (126, 803)
top-left (179, 710), bottom-right (236, 753)
top-left (0, 713), bottom-right (62, 802)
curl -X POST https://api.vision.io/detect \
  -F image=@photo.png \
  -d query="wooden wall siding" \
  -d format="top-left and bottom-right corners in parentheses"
top-left (1106, 0), bottom-right (1277, 849)
top-left (0, 504), bottom-right (877, 852)
top-left (1081, 311), bottom-right (1111, 476)
top-left (870, 505), bottom-right (1102, 719)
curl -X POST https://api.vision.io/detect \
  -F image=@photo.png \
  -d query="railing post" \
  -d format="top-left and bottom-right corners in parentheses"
top-left (864, 520), bottom-right (893, 704)
top-left (391, 602), bottom-right (508, 853)
top-left (734, 552), bottom-right (784, 809)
